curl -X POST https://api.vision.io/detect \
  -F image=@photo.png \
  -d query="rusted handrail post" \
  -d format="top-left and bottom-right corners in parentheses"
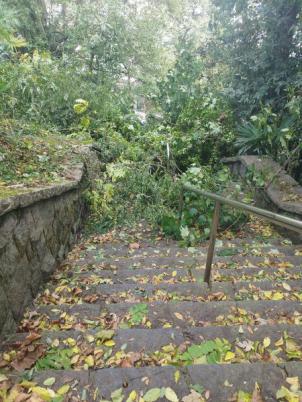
top-left (204, 201), bottom-right (221, 285)
top-left (179, 188), bottom-right (184, 223)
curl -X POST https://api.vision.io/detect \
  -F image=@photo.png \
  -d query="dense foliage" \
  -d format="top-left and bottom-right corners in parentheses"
top-left (0, 0), bottom-right (301, 239)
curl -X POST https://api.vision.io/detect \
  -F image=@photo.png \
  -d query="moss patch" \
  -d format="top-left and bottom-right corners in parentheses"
top-left (0, 119), bottom-right (86, 191)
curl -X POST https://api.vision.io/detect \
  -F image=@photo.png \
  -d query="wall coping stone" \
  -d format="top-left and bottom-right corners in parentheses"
top-left (222, 155), bottom-right (302, 218)
top-left (0, 162), bottom-right (84, 217)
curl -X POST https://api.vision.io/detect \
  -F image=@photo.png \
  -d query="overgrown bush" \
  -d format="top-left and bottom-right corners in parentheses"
top-left (160, 166), bottom-right (246, 244)
top-left (0, 51), bottom-right (132, 131)
top-left (85, 159), bottom-right (179, 233)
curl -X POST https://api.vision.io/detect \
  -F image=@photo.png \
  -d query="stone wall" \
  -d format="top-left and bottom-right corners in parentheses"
top-left (0, 147), bottom-right (100, 337)
top-left (222, 156), bottom-right (302, 241)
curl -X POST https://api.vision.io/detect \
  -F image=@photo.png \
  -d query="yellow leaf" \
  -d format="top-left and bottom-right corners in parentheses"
top-left (174, 370), bottom-right (180, 384)
top-left (224, 351), bottom-right (235, 361)
top-left (286, 338), bottom-right (298, 352)
top-left (127, 390), bottom-right (137, 402)
top-left (65, 338), bottom-right (76, 346)
top-left (286, 377), bottom-right (300, 392)
top-left (275, 337), bottom-right (284, 347)
top-left (86, 334), bottom-right (95, 343)
top-left (276, 386), bottom-right (299, 402)
top-left (165, 387), bottom-right (179, 402)
top-left (163, 323), bottom-right (172, 328)
top-left (3, 353), bottom-right (11, 362)
top-left (0, 374), bottom-right (8, 383)
top-left (57, 384), bottom-right (70, 395)
top-left (104, 340), bottom-right (115, 347)
top-left (72, 346), bottom-right (80, 354)
top-left (272, 292), bottom-right (284, 301)
top-left (263, 337), bottom-right (271, 348)
top-left (85, 355), bottom-right (94, 367)
top-left (172, 271), bottom-right (177, 277)
top-left (174, 312), bottom-right (184, 320)
top-left (32, 386), bottom-right (55, 401)
top-left (282, 283), bottom-right (292, 291)
top-left (19, 380), bottom-right (37, 389)
top-left (71, 354), bottom-right (80, 365)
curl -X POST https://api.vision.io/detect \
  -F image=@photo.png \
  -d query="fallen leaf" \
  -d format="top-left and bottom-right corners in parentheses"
top-left (182, 390), bottom-right (205, 402)
top-left (111, 388), bottom-right (124, 402)
top-left (0, 374), bottom-right (8, 382)
top-left (11, 344), bottom-right (46, 372)
top-left (104, 340), bottom-right (115, 347)
top-left (32, 386), bottom-right (56, 401)
top-left (43, 377), bottom-right (56, 386)
top-left (129, 243), bottom-right (140, 250)
top-left (224, 351), bottom-right (235, 361)
top-left (165, 387), bottom-right (179, 402)
top-left (143, 388), bottom-right (162, 402)
top-left (263, 337), bottom-right (271, 348)
top-left (282, 283), bottom-right (292, 291)
top-left (126, 390), bottom-right (137, 402)
top-left (85, 355), bottom-right (94, 367)
top-left (251, 383), bottom-right (263, 402)
top-left (174, 312), bottom-right (184, 320)
top-left (286, 377), bottom-right (300, 392)
top-left (57, 384), bottom-right (70, 395)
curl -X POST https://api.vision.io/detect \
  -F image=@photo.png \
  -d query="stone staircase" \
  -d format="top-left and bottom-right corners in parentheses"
top-left (1, 223), bottom-right (302, 401)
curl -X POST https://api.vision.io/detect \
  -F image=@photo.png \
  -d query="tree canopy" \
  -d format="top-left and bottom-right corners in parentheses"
top-left (0, 0), bottom-right (301, 235)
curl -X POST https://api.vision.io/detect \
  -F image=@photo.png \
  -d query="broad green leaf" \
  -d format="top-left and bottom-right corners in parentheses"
top-left (165, 387), bottom-right (179, 402)
top-left (143, 388), bottom-right (162, 402)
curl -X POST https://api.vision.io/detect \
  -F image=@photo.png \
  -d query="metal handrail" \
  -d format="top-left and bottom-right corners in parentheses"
top-left (181, 183), bottom-right (302, 285)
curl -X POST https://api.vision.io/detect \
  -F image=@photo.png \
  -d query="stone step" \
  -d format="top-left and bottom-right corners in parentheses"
top-left (35, 280), bottom-right (302, 306)
top-left (19, 361), bottom-right (302, 401)
top-left (2, 324), bottom-right (301, 378)
top-left (212, 266), bottom-right (302, 282)
top-left (21, 300), bottom-right (302, 333)
top-left (51, 266), bottom-right (302, 287)
top-left (4, 323), bottom-right (301, 359)
top-left (75, 241), bottom-right (301, 261)
top-left (71, 254), bottom-right (302, 271)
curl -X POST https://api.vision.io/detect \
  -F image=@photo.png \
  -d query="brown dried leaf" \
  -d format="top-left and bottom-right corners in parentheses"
top-left (11, 344), bottom-right (46, 372)
top-left (251, 383), bottom-right (264, 402)
top-left (129, 242), bottom-right (140, 250)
